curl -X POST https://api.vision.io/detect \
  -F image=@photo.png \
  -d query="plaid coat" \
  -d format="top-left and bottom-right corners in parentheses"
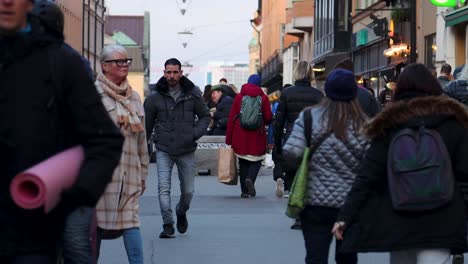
top-left (95, 82), bottom-right (149, 230)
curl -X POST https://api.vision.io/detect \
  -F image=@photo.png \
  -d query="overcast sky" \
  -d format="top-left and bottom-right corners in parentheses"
top-left (107, 0), bottom-right (257, 86)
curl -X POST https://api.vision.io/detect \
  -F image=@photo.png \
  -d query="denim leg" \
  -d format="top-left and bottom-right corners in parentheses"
top-left (175, 152), bottom-right (195, 215)
top-left (123, 228), bottom-right (144, 264)
top-left (238, 158), bottom-right (249, 194)
top-left (62, 206), bottom-right (94, 264)
top-left (247, 160), bottom-right (262, 184)
top-left (156, 150), bottom-right (176, 225)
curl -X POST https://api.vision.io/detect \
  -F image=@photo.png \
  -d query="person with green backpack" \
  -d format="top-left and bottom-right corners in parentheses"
top-left (225, 74), bottom-right (272, 198)
top-left (282, 69), bottom-right (369, 264)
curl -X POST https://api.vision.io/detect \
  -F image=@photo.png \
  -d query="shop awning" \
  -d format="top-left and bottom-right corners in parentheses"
top-left (445, 6), bottom-right (468, 27)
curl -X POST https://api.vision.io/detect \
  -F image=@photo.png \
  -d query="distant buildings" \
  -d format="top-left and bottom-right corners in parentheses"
top-left (105, 14), bottom-right (151, 100)
top-left (205, 63), bottom-right (250, 91)
top-left (54, 0), bottom-right (106, 73)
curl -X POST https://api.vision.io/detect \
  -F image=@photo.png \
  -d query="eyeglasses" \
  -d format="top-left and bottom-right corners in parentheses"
top-left (104, 59), bottom-right (133, 67)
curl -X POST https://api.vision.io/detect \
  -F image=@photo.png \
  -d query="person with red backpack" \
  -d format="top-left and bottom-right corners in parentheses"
top-left (226, 74), bottom-right (272, 198)
top-left (332, 64), bottom-right (468, 264)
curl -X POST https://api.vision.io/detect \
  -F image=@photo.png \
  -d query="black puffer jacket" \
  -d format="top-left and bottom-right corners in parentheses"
top-left (273, 79), bottom-right (323, 158)
top-left (145, 76), bottom-right (210, 156)
top-left (212, 95), bottom-right (234, 135)
top-left (337, 96), bottom-right (468, 253)
top-left (0, 18), bottom-right (123, 256)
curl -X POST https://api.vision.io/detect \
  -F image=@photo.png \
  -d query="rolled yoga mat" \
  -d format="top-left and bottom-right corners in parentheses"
top-left (10, 145), bottom-right (84, 213)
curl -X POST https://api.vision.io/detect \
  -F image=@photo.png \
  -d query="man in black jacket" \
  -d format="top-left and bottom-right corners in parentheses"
top-left (145, 58), bottom-right (210, 239)
top-left (0, 1), bottom-right (124, 263)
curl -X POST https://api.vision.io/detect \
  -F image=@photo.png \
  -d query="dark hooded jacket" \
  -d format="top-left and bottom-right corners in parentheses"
top-left (337, 95), bottom-right (468, 254)
top-left (0, 17), bottom-right (123, 256)
top-left (225, 83), bottom-right (272, 156)
top-left (273, 79), bottom-right (323, 160)
top-left (211, 95), bottom-right (234, 135)
top-left (145, 76), bottom-right (210, 156)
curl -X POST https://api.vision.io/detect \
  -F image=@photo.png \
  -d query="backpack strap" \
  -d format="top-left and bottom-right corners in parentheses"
top-left (303, 108), bottom-right (331, 154)
top-left (303, 109), bottom-right (313, 147)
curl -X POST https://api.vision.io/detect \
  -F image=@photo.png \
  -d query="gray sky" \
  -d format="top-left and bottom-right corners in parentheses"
top-left (107, 0), bottom-right (257, 86)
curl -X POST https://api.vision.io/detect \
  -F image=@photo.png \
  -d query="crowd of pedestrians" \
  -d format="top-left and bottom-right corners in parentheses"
top-left (1, 1), bottom-right (468, 264)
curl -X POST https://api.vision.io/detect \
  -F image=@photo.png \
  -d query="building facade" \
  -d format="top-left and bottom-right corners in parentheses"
top-left (54, 0), bottom-right (106, 74)
top-left (206, 63), bottom-right (251, 90)
top-left (283, 0), bottom-right (313, 85)
top-left (435, 3), bottom-right (468, 75)
top-left (105, 15), bottom-right (150, 100)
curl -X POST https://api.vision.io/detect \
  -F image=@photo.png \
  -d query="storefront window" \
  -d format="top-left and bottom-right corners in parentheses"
top-left (424, 34), bottom-right (437, 67)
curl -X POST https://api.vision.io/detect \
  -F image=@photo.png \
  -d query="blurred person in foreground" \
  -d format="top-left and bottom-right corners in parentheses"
top-left (283, 69), bottom-right (368, 264)
top-left (333, 64), bottom-right (468, 264)
top-left (0, 0), bottom-right (123, 263)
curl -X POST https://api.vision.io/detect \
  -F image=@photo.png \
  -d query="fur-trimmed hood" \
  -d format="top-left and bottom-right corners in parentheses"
top-left (365, 96), bottom-right (468, 138)
top-left (153, 75), bottom-right (196, 94)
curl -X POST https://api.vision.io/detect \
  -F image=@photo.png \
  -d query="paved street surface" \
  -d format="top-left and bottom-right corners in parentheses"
top-left (99, 164), bottom-right (390, 264)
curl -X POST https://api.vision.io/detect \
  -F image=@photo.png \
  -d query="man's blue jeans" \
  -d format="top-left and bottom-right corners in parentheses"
top-left (156, 150), bottom-right (195, 225)
top-left (62, 206), bottom-right (94, 264)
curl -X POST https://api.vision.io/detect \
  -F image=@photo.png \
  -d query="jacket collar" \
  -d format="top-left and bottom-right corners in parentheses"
top-left (365, 96), bottom-right (468, 138)
top-left (154, 75), bottom-right (195, 94)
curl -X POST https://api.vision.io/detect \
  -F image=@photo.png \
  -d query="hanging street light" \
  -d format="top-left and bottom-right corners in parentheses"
top-left (177, 29), bottom-right (194, 48)
top-left (182, 61), bottom-right (193, 77)
top-left (176, 0), bottom-right (192, 15)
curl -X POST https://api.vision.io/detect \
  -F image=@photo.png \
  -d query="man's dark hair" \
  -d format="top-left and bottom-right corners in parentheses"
top-left (164, 58), bottom-right (182, 70)
top-left (440, 64), bottom-right (452, 75)
top-left (219, 78), bottom-right (227, 83)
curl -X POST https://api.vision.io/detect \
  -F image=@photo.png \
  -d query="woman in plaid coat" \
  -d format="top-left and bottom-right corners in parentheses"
top-left (94, 45), bottom-right (149, 264)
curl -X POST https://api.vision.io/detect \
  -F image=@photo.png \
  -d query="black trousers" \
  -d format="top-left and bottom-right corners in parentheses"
top-left (301, 206), bottom-right (358, 264)
top-left (238, 158), bottom-right (262, 194)
top-left (272, 157), bottom-right (294, 191)
top-left (0, 255), bottom-right (54, 264)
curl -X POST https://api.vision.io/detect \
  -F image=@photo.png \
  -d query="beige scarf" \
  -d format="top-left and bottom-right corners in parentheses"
top-left (97, 73), bottom-right (144, 133)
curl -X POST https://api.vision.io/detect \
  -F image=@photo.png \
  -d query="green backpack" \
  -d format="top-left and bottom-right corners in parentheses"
top-left (238, 95), bottom-right (263, 130)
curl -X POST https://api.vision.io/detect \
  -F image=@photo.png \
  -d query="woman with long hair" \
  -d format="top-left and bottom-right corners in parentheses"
top-left (94, 44), bottom-right (149, 264)
top-left (333, 63), bottom-right (468, 264)
top-left (283, 69), bottom-right (368, 264)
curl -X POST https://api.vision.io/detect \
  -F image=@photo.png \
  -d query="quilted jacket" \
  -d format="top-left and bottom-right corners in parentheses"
top-left (283, 107), bottom-right (369, 208)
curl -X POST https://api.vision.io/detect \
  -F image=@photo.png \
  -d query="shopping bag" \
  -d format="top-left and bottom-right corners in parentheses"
top-left (217, 147), bottom-right (238, 185)
top-left (286, 146), bottom-right (310, 219)
top-left (264, 153), bottom-right (274, 168)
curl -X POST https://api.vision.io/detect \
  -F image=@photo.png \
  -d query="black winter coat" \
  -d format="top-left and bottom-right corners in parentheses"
top-left (0, 19), bottom-right (123, 256)
top-left (145, 76), bottom-right (210, 156)
top-left (356, 88), bottom-right (380, 118)
top-left (337, 95), bottom-right (468, 254)
top-left (273, 79), bottom-right (323, 160)
top-left (212, 95), bottom-right (234, 135)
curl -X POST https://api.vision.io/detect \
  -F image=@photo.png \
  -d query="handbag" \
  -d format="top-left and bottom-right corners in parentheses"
top-left (286, 109), bottom-right (330, 219)
top-left (217, 147), bottom-right (238, 185)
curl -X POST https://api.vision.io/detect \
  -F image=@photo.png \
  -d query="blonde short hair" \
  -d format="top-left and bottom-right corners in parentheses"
top-left (293, 61), bottom-right (313, 83)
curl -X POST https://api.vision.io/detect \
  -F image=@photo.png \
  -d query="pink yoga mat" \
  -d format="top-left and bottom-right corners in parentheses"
top-left (10, 146), bottom-right (84, 213)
